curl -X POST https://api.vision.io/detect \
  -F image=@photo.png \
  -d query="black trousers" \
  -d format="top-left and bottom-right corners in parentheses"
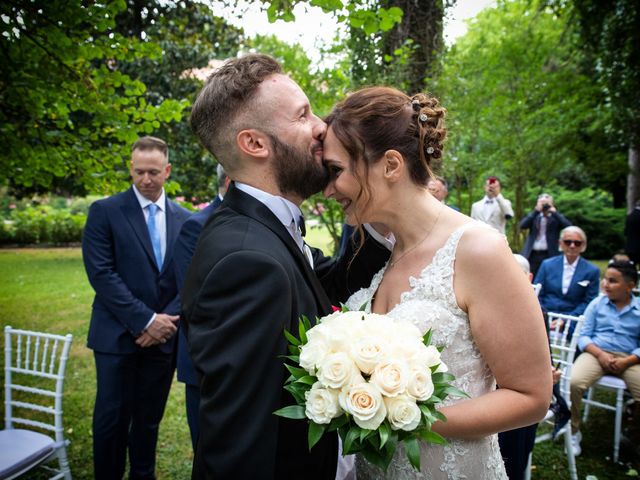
top-left (93, 348), bottom-right (174, 480)
top-left (528, 250), bottom-right (549, 277)
top-left (185, 383), bottom-right (200, 450)
top-left (499, 423), bottom-right (538, 480)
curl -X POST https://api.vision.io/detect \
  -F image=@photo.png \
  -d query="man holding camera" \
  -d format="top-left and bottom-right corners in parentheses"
top-left (520, 193), bottom-right (572, 276)
top-left (471, 176), bottom-right (514, 234)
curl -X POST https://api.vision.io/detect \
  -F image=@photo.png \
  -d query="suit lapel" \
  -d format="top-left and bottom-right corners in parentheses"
top-left (163, 199), bottom-right (179, 274)
top-left (567, 257), bottom-right (585, 294)
top-left (225, 185), bottom-right (332, 312)
top-left (121, 188), bottom-right (158, 270)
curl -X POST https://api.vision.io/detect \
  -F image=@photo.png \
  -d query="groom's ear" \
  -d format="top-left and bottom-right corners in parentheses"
top-left (236, 129), bottom-right (270, 159)
top-left (382, 150), bottom-right (403, 181)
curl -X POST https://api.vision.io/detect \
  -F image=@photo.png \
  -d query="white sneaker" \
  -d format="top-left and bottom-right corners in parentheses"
top-left (571, 431), bottom-right (582, 456)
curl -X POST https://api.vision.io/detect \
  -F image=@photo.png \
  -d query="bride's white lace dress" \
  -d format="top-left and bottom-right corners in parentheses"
top-left (345, 223), bottom-right (507, 480)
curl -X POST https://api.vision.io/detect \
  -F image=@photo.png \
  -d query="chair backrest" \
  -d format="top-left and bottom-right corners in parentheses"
top-left (547, 312), bottom-right (584, 399)
top-left (4, 326), bottom-right (73, 444)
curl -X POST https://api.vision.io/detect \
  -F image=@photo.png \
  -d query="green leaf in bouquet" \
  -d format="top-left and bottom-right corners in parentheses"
top-left (358, 301), bottom-right (368, 311)
top-left (419, 429), bottom-right (448, 445)
top-left (431, 410), bottom-right (447, 423)
top-left (308, 421), bottom-right (326, 450)
top-left (284, 329), bottom-right (301, 346)
top-left (361, 446), bottom-right (393, 472)
top-left (359, 428), bottom-right (374, 443)
top-left (301, 315), bottom-right (312, 331)
top-left (281, 353), bottom-right (300, 363)
top-left (284, 383), bottom-right (307, 404)
top-left (440, 385), bottom-right (470, 399)
top-left (427, 395), bottom-right (443, 404)
top-left (422, 328), bottom-right (433, 347)
top-left (295, 375), bottom-right (317, 386)
top-left (343, 426), bottom-right (362, 454)
top-left (328, 415), bottom-right (349, 432)
top-left (274, 405), bottom-right (306, 419)
top-left (379, 421), bottom-right (391, 448)
top-left (340, 303), bottom-right (349, 312)
top-left (404, 437), bottom-right (421, 470)
top-left (298, 319), bottom-right (308, 344)
top-left (431, 372), bottom-right (456, 384)
top-left (285, 364), bottom-right (308, 379)
top-left (288, 344), bottom-right (300, 355)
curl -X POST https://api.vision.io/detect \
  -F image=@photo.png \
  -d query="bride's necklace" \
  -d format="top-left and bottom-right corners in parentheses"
top-left (388, 204), bottom-right (443, 269)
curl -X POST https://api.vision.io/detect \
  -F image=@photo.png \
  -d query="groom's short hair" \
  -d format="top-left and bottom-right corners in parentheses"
top-left (190, 54), bottom-right (282, 173)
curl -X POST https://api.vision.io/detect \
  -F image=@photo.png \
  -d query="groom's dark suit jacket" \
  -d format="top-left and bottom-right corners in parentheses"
top-left (182, 184), bottom-right (389, 480)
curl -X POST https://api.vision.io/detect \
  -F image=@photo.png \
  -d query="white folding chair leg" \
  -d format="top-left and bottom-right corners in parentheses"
top-left (524, 451), bottom-right (532, 480)
top-left (613, 387), bottom-right (624, 463)
top-left (563, 428), bottom-right (578, 480)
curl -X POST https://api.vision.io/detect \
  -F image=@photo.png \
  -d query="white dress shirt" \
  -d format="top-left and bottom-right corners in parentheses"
top-left (562, 255), bottom-right (578, 295)
top-left (236, 183), bottom-right (313, 265)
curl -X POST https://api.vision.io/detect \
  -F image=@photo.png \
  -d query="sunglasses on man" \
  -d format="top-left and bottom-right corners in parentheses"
top-left (562, 239), bottom-right (583, 247)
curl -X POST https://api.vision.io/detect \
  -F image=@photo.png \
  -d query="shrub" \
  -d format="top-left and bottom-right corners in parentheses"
top-left (2, 205), bottom-right (86, 245)
top-left (11, 206), bottom-right (52, 244)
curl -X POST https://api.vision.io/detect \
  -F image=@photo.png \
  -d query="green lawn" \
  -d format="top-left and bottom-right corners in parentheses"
top-left (0, 248), bottom-right (637, 479)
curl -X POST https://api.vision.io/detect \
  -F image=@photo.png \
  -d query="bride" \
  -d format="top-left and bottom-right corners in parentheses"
top-left (322, 87), bottom-right (552, 479)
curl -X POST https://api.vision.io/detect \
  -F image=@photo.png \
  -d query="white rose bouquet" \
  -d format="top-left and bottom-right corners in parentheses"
top-left (274, 307), bottom-right (466, 471)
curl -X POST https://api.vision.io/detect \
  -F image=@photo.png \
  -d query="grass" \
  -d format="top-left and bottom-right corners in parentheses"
top-left (0, 247), bottom-right (637, 479)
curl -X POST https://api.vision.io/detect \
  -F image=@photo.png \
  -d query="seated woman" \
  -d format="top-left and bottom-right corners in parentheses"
top-left (569, 260), bottom-right (640, 456)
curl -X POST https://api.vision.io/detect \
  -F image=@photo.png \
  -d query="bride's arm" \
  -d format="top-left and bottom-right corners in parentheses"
top-left (433, 228), bottom-right (552, 439)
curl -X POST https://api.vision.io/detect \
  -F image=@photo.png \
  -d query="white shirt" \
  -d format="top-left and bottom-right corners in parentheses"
top-left (533, 214), bottom-right (548, 251)
top-left (562, 255), bottom-right (579, 295)
top-left (235, 183), bottom-right (312, 265)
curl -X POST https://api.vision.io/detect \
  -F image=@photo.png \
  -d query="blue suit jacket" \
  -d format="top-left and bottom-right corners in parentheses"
top-left (174, 196), bottom-right (222, 385)
top-left (82, 187), bottom-right (191, 354)
top-left (534, 254), bottom-right (600, 317)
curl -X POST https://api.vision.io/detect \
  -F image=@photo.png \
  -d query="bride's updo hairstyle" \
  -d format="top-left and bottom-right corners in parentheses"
top-left (325, 86), bottom-right (447, 201)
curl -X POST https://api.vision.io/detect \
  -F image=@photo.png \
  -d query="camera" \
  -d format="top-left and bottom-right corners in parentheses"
top-left (542, 203), bottom-right (551, 211)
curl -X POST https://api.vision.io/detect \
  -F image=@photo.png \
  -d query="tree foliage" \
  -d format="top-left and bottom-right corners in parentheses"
top-left (435, 0), bottom-right (625, 247)
top-left (115, 0), bottom-right (244, 202)
top-left (0, 0), bottom-right (188, 196)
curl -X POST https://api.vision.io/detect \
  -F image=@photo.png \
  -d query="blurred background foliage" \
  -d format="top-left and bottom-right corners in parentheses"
top-left (0, 0), bottom-right (637, 255)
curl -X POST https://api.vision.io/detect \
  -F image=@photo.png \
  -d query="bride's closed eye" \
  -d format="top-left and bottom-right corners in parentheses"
top-left (327, 165), bottom-right (343, 178)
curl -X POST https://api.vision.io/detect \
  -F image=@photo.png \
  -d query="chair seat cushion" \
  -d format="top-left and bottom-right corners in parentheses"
top-left (0, 429), bottom-right (55, 479)
top-left (597, 374), bottom-right (626, 389)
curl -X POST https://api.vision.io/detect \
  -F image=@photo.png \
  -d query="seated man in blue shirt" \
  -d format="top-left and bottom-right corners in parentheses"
top-left (569, 260), bottom-right (640, 456)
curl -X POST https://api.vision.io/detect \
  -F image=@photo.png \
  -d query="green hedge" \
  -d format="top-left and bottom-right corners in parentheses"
top-left (1, 205), bottom-right (86, 245)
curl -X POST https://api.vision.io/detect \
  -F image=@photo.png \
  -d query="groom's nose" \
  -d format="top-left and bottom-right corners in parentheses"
top-left (311, 113), bottom-right (327, 141)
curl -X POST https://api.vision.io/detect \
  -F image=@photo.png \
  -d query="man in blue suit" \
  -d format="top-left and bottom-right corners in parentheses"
top-left (173, 164), bottom-right (230, 449)
top-left (535, 225), bottom-right (601, 322)
top-left (82, 136), bottom-right (191, 479)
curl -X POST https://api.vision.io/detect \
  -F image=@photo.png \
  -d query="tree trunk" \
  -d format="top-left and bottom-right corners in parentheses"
top-left (627, 143), bottom-right (639, 213)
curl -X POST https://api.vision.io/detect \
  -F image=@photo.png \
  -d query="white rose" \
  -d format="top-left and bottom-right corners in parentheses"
top-left (410, 344), bottom-right (443, 369)
top-left (339, 382), bottom-right (387, 430)
top-left (370, 359), bottom-right (409, 397)
top-left (436, 361), bottom-right (448, 373)
top-left (319, 312), bottom-right (364, 353)
top-left (305, 383), bottom-right (342, 424)
top-left (299, 338), bottom-right (330, 374)
top-left (406, 363), bottom-right (435, 401)
top-left (317, 352), bottom-right (359, 389)
top-left (384, 394), bottom-right (422, 431)
top-left (350, 334), bottom-right (389, 375)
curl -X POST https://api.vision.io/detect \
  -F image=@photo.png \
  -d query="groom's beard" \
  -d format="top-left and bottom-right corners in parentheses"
top-left (269, 134), bottom-right (329, 200)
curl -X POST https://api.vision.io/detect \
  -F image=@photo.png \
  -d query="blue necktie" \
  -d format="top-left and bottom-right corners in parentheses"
top-left (147, 203), bottom-right (163, 269)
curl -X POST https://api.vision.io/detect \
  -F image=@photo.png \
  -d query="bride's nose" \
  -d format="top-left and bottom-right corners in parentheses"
top-left (323, 181), bottom-right (336, 199)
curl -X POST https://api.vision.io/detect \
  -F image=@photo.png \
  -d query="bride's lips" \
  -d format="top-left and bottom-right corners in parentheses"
top-left (337, 198), bottom-right (352, 212)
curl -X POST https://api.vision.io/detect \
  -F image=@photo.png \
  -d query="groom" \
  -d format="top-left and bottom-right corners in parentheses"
top-left (184, 54), bottom-right (389, 479)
